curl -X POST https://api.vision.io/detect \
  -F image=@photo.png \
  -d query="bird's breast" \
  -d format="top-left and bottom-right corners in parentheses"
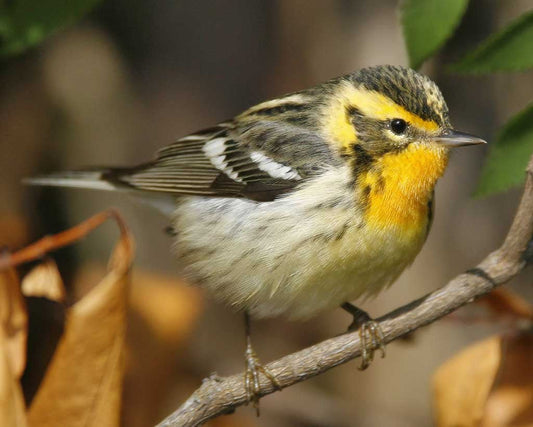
top-left (358, 142), bottom-right (448, 234)
top-left (172, 161), bottom-right (443, 320)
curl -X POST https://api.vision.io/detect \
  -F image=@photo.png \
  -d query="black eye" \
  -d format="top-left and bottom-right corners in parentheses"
top-left (390, 118), bottom-right (407, 135)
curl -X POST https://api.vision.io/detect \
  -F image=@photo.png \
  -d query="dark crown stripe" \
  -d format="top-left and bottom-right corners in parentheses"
top-left (352, 65), bottom-right (447, 125)
top-left (251, 102), bottom-right (309, 117)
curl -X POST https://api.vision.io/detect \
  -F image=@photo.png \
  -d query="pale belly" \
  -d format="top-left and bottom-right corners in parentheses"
top-left (172, 167), bottom-right (430, 320)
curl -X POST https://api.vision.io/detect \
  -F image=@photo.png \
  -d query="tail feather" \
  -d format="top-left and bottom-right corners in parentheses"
top-left (23, 170), bottom-right (121, 192)
top-left (24, 169), bottom-right (178, 217)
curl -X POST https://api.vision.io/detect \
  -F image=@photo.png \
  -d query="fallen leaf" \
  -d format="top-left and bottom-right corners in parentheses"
top-left (0, 269), bottom-right (28, 427)
top-left (480, 289), bottom-right (533, 322)
top-left (482, 333), bottom-right (533, 426)
top-left (0, 329), bottom-right (28, 427)
top-left (433, 335), bottom-right (502, 426)
top-left (0, 269), bottom-right (28, 378)
top-left (74, 265), bottom-right (204, 427)
top-left (74, 266), bottom-right (203, 346)
top-left (28, 231), bottom-right (134, 427)
top-left (21, 258), bottom-right (66, 303)
top-left (125, 271), bottom-right (203, 427)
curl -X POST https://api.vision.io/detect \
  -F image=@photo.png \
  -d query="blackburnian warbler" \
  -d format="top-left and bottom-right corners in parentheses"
top-left (27, 65), bottom-right (486, 407)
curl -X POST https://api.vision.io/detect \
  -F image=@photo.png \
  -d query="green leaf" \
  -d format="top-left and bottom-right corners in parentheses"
top-left (451, 10), bottom-right (533, 73)
top-left (0, 0), bottom-right (103, 58)
top-left (475, 103), bottom-right (533, 197)
top-left (400, 0), bottom-right (469, 70)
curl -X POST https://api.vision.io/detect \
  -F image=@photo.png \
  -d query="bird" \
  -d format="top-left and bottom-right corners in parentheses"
top-left (27, 65), bottom-right (486, 409)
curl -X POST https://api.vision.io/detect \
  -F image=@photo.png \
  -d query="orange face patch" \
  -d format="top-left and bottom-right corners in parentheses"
top-left (360, 142), bottom-right (448, 232)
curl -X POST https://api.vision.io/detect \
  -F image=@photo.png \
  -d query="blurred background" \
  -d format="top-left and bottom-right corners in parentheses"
top-left (1, 1), bottom-right (532, 426)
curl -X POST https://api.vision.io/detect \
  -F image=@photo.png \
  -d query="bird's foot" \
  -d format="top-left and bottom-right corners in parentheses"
top-left (244, 343), bottom-right (281, 416)
top-left (356, 318), bottom-right (386, 370)
top-left (343, 302), bottom-right (386, 370)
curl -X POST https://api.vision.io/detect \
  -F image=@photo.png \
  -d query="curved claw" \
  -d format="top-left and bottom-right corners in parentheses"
top-left (244, 344), bottom-right (281, 416)
top-left (358, 320), bottom-right (386, 370)
top-left (341, 303), bottom-right (386, 370)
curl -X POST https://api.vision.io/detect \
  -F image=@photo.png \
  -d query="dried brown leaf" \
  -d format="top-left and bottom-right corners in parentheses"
top-left (0, 209), bottom-right (130, 271)
top-left (433, 335), bottom-right (502, 427)
top-left (480, 288), bottom-right (533, 322)
top-left (21, 258), bottom-right (66, 302)
top-left (124, 271), bottom-right (203, 427)
top-left (0, 268), bottom-right (28, 426)
top-left (482, 333), bottom-right (533, 426)
top-left (0, 329), bottom-right (28, 427)
top-left (72, 266), bottom-right (203, 427)
top-left (28, 233), bottom-right (133, 427)
top-left (0, 269), bottom-right (28, 379)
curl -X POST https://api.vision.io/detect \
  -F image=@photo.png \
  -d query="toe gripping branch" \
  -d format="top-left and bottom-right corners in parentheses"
top-left (243, 312), bottom-right (281, 416)
top-left (242, 303), bottom-right (385, 417)
top-left (342, 302), bottom-right (386, 370)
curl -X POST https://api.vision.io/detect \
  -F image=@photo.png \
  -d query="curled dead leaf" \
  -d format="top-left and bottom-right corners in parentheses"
top-left (482, 333), bottom-right (533, 426)
top-left (433, 331), bottom-right (533, 427)
top-left (0, 329), bottom-right (28, 427)
top-left (21, 258), bottom-right (66, 303)
top-left (0, 269), bottom-right (28, 379)
top-left (433, 335), bottom-right (502, 426)
top-left (72, 265), bottom-right (203, 427)
top-left (27, 232), bottom-right (133, 427)
top-left (480, 289), bottom-right (533, 323)
top-left (0, 269), bottom-right (28, 427)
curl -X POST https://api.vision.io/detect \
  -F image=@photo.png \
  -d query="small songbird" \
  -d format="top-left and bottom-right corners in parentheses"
top-left (27, 65), bottom-right (486, 406)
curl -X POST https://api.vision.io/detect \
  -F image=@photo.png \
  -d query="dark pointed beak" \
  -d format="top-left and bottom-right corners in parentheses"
top-left (434, 129), bottom-right (487, 147)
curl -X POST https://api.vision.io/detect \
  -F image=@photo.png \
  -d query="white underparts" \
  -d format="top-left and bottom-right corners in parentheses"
top-left (172, 165), bottom-right (428, 320)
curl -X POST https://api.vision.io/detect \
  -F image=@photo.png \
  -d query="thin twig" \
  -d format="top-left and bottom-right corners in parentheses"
top-left (0, 209), bottom-right (132, 270)
top-left (158, 155), bottom-right (533, 427)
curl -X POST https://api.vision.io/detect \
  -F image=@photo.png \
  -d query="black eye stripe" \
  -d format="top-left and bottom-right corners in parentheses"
top-left (390, 118), bottom-right (407, 135)
top-left (346, 105), bottom-right (363, 117)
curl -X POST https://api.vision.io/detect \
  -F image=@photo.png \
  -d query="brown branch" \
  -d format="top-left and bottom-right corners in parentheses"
top-left (158, 156), bottom-right (533, 427)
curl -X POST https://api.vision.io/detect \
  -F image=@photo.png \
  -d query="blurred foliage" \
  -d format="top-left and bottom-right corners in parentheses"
top-left (400, 0), bottom-right (469, 70)
top-left (475, 104), bottom-right (533, 197)
top-left (450, 10), bottom-right (533, 73)
top-left (400, 5), bottom-right (533, 196)
top-left (0, 0), bottom-right (102, 57)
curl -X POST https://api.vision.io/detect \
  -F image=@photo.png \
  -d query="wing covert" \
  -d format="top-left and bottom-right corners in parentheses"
top-left (115, 109), bottom-right (340, 201)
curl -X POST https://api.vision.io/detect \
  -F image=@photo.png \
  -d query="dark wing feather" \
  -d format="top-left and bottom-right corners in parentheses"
top-left (112, 112), bottom-right (340, 201)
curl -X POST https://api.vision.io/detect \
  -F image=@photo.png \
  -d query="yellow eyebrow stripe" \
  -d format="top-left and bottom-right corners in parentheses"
top-left (346, 85), bottom-right (439, 132)
top-left (322, 81), bottom-right (440, 154)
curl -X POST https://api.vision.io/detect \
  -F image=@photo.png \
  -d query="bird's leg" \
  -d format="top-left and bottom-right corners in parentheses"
top-left (341, 302), bottom-right (386, 370)
top-left (243, 312), bottom-right (281, 416)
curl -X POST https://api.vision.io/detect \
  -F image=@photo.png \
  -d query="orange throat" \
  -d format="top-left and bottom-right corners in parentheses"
top-left (360, 143), bottom-right (449, 232)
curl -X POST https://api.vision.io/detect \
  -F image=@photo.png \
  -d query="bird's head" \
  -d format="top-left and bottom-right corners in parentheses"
top-left (316, 65), bottom-right (486, 229)
top-left (320, 65), bottom-right (486, 168)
